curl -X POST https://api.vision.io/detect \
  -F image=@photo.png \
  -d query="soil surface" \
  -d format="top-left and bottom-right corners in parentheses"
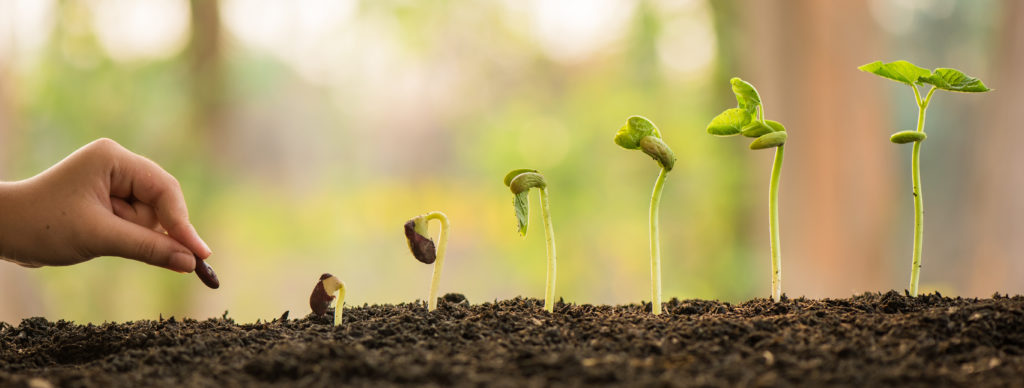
top-left (2, 291), bottom-right (1023, 387)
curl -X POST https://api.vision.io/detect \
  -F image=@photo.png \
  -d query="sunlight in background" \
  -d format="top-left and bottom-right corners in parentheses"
top-left (89, 0), bottom-right (190, 62)
top-left (0, 0), bottom-right (54, 68)
top-left (654, 0), bottom-right (717, 79)
top-left (510, 0), bottom-right (636, 64)
top-left (868, 0), bottom-right (956, 35)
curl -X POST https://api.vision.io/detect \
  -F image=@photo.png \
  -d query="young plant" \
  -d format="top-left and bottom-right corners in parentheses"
top-left (858, 60), bottom-right (990, 297)
top-left (404, 211), bottom-right (450, 311)
top-left (309, 273), bottom-right (346, 325)
top-left (613, 116), bottom-right (676, 315)
top-left (706, 77), bottom-right (788, 302)
top-left (503, 169), bottom-right (557, 313)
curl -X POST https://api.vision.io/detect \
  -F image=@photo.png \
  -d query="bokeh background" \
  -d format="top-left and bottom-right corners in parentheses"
top-left (1, 0), bottom-right (1022, 323)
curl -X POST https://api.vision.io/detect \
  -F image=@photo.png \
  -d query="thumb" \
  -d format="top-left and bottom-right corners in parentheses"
top-left (92, 215), bottom-right (197, 273)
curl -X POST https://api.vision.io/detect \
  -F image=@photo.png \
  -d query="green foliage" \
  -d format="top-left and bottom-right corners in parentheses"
top-left (707, 108), bottom-right (752, 136)
top-left (614, 115), bottom-right (663, 149)
top-left (890, 130), bottom-right (927, 144)
top-left (505, 170), bottom-right (547, 237)
top-left (858, 60), bottom-right (990, 93)
top-left (731, 77), bottom-right (762, 114)
top-left (740, 121), bottom-right (773, 138)
top-left (858, 60), bottom-right (932, 86)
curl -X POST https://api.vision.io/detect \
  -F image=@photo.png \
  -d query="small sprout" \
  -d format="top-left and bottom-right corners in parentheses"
top-left (404, 211), bottom-right (450, 311)
top-left (503, 169), bottom-right (557, 313)
top-left (613, 116), bottom-right (675, 315)
top-left (309, 273), bottom-right (346, 325)
top-left (890, 130), bottom-right (927, 144)
top-left (858, 60), bottom-right (990, 297)
top-left (193, 254), bottom-right (219, 289)
top-left (705, 77), bottom-right (787, 301)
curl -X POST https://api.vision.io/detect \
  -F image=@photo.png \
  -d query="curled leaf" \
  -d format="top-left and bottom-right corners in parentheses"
top-left (505, 170), bottom-right (547, 236)
top-left (741, 121), bottom-right (773, 138)
top-left (639, 136), bottom-right (676, 171)
top-left (614, 116), bottom-right (662, 149)
top-left (404, 217), bottom-right (436, 264)
top-left (508, 171), bottom-right (547, 194)
top-left (731, 77), bottom-right (761, 113)
top-left (920, 68), bottom-right (990, 93)
top-left (890, 130), bottom-right (927, 144)
top-left (707, 108), bottom-right (752, 136)
top-left (858, 60), bottom-right (931, 86)
top-left (749, 131), bottom-right (787, 150)
top-left (504, 168), bottom-right (538, 187)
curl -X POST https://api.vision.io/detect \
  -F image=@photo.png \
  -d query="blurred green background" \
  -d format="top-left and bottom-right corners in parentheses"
top-left (2, 0), bottom-right (1022, 323)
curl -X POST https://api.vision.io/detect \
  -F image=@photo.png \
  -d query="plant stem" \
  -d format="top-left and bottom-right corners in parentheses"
top-left (539, 187), bottom-right (557, 313)
top-left (649, 168), bottom-right (668, 315)
top-left (425, 211), bottom-right (450, 311)
top-left (908, 87), bottom-right (934, 297)
top-left (768, 145), bottom-right (784, 301)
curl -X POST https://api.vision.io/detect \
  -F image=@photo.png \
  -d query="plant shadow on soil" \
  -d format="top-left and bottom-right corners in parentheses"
top-left (2, 291), bottom-right (1023, 387)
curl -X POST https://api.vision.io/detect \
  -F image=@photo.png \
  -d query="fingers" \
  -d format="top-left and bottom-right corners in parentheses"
top-left (110, 197), bottom-right (161, 231)
top-left (107, 148), bottom-right (212, 259)
top-left (92, 214), bottom-right (197, 273)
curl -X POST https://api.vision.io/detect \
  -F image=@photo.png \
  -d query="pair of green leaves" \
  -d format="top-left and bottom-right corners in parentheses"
top-left (858, 60), bottom-right (990, 93)
top-left (504, 169), bottom-right (546, 236)
top-left (614, 116), bottom-right (676, 171)
top-left (706, 78), bottom-right (787, 150)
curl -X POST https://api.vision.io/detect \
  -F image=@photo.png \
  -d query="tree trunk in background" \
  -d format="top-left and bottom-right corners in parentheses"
top-left (189, 0), bottom-right (224, 148)
top-left (965, 0), bottom-right (1024, 296)
top-left (731, 0), bottom-right (895, 297)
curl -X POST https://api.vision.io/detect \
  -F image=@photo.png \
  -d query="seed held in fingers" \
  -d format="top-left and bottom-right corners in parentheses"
top-left (194, 254), bottom-right (220, 289)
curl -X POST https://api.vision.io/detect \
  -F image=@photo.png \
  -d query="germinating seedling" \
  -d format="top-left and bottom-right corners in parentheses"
top-left (310, 273), bottom-right (346, 325)
top-left (858, 60), bottom-right (990, 297)
top-left (706, 78), bottom-right (788, 302)
top-left (404, 211), bottom-right (451, 311)
top-left (504, 169), bottom-right (557, 313)
top-left (613, 116), bottom-right (675, 315)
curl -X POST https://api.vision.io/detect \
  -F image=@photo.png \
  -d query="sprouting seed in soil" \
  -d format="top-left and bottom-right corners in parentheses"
top-left (613, 116), bottom-right (676, 315)
top-left (504, 169), bottom-right (557, 313)
top-left (309, 273), bottom-right (346, 325)
top-left (706, 77), bottom-right (787, 302)
top-left (193, 254), bottom-right (219, 289)
top-left (858, 60), bottom-right (990, 297)
top-left (404, 211), bottom-right (450, 311)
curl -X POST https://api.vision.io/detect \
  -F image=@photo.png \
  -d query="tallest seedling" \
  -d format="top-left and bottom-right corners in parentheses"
top-left (706, 78), bottom-right (788, 301)
top-left (614, 116), bottom-right (676, 315)
top-left (859, 60), bottom-right (990, 297)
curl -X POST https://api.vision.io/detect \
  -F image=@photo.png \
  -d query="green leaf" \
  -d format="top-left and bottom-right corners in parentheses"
top-left (858, 60), bottom-right (931, 86)
top-left (706, 108), bottom-right (752, 136)
top-left (512, 191), bottom-right (529, 236)
top-left (920, 68), bottom-right (991, 93)
top-left (614, 115), bottom-right (661, 149)
top-left (741, 121), bottom-right (773, 138)
top-left (730, 77), bottom-right (761, 113)
top-left (890, 130), bottom-right (926, 144)
top-left (765, 120), bottom-right (786, 132)
top-left (749, 131), bottom-right (787, 150)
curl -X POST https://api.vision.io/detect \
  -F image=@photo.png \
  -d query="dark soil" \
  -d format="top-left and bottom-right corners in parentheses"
top-left (2, 291), bottom-right (1023, 387)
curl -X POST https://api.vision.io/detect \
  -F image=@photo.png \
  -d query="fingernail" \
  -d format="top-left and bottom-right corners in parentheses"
top-left (191, 225), bottom-right (213, 257)
top-left (169, 252), bottom-right (195, 273)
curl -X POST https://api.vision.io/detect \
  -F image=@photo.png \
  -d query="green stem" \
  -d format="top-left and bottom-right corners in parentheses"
top-left (649, 168), bottom-right (668, 315)
top-left (425, 211), bottom-right (450, 311)
top-left (769, 145), bottom-right (784, 301)
top-left (908, 87), bottom-right (933, 297)
top-left (539, 187), bottom-right (557, 313)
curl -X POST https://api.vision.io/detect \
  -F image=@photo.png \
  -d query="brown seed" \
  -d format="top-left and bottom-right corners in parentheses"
top-left (194, 254), bottom-right (220, 289)
top-left (309, 273), bottom-right (336, 315)
top-left (404, 220), bottom-right (437, 264)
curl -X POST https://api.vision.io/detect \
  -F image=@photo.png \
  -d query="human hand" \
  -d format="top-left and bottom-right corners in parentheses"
top-left (0, 138), bottom-right (212, 273)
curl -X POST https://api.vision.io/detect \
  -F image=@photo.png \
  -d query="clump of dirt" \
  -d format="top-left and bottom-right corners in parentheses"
top-left (2, 291), bottom-right (1023, 387)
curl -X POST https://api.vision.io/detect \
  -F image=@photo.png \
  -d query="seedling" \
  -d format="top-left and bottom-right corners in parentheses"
top-left (193, 254), bottom-right (219, 289)
top-left (404, 211), bottom-right (450, 311)
top-left (706, 78), bottom-right (788, 301)
top-left (309, 273), bottom-right (346, 325)
top-left (613, 116), bottom-right (676, 315)
top-left (503, 169), bottom-right (557, 313)
top-left (858, 60), bottom-right (990, 297)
